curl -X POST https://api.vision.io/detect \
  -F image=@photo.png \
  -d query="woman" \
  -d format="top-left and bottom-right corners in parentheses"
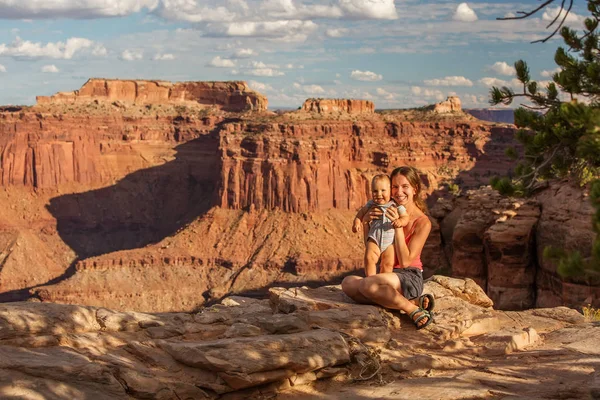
top-left (341, 166), bottom-right (434, 329)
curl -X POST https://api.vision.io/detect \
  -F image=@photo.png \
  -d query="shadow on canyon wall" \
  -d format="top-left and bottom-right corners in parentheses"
top-left (426, 125), bottom-right (516, 205)
top-left (46, 121), bottom-right (236, 259)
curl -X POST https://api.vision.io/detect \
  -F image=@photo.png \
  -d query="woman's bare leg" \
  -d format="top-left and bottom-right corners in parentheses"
top-left (344, 273), bottom-right (431, 327)
top-left (358, 273), bottom-right (415, 312)
top-left (341, 275), bottom-right (373, 304)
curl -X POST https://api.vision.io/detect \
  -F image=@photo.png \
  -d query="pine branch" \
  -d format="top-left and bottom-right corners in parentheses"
top-left (545, 0), bottom-right (566, 29)
top-left (498, 0), bottom-right (556, 20)
top-left (498, 0), bottom-right (575, 43)
top-left (534, 0), bottom-right (574, 43)
top-left (521, 146), bottom-right (562, 188)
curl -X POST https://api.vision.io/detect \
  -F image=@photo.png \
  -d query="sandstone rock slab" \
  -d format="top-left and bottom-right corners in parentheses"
top-left (159, 329), bottom-right (350, 374)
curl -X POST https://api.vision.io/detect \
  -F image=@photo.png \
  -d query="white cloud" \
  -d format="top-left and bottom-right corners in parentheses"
top-left (341, 88), bottom-right (374, 100)
top-left (208, 20), bottom-right (318, 42)
top-left (208, 56), bottom-right (235, 67)
top-left (325, 28), bottom-right (348, 38)
top-left (120, 49), bottom-right (143, 61)
top-left (479, 77), bottom-right (521, 87)
top-left (232, 68), bottom-right (284, 77)
top-left (0, 64), bottom-right (5, 72)
top-left (424, 89), bottom-right (445, 100)
top-left (231, 48), bottom-right (255, 58)
top-left (248, 80), bottom-right (275, 92)
top-left (350, 70), bottom-right (382, 81)
top-left (153, 53), bottom-right (175, 60)
top-left (293, 82), bottom-right (325, 94)
top-left (541, 67), bottom-right (561, 78)
top-left (91, 44), bottom-right (107, 56)
top-left (424, 76), bottom-right (473, 87)
top-left (410, 86), bottom-right (446, 101)
top-left (376, 87), bottom-right (394, 100)
top-left (247, 68), bottom-right (284, 76)
top-left (338, 0), bottom-right (397, 20)
top-left (258, 0), bottom-right (396, 20)
top-left (228, 0), bottom-right (249, 12)
top-left (489, 61), bottom-right (515, 76)
top-left (250, 60), bottom-right (270, 68)
top-left (0, 0), bottom-right (158, 19)
top-left (0, 36), bottom-right (96, 59)
top-left (537, 80), bottom-right (554, 88)
top-left (154, 1), bottom-right (235, 23)
top-left (542, 7), bottom-right (584, 25)
top-left (453, 3), bottom-right (478, 22)
top-left (41, 64), bottom-right (59, 73)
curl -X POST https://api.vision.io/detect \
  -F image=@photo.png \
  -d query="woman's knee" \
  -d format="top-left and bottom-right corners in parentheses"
top-left (341, 275), bottom-right (361, 294)
top-left (358, 278), bottom-right (379, 297)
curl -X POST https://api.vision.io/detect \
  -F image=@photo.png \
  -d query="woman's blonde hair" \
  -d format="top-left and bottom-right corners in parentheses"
top-left (390, 166), bottom-right (428, 213)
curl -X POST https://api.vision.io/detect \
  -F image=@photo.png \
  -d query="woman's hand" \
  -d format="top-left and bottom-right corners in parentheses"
top-left (361, 206), bottom-right (384, 224)
top-left (387, 207), bottom-right (409, 228)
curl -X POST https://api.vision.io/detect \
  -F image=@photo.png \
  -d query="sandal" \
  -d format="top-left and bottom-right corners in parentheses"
top-left (419, 293), bottom-right (435, 313)
top-left (409, 307), bottom-right (433, 330)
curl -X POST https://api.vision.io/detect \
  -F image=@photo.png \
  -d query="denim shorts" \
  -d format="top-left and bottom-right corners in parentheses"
top-left (394, 267), bottom-right (423, 300)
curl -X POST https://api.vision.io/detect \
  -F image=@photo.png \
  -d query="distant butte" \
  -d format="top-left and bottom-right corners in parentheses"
top-left (36, 78), bottom-right (269, 112)
top-left (301, 98), bottom-right (375, 114)
top-left (433, 95), bottom-right (462, 113)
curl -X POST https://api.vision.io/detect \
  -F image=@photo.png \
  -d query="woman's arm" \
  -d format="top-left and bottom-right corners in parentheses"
top-left (393, 217), bottom-right (431, 268)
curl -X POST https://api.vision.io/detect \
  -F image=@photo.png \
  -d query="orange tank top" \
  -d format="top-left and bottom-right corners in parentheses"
top-left (394, 215), bottom-right (426, 270)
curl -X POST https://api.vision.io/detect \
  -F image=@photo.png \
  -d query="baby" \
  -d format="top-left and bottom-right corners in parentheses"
top-left (353, 174), bottom-right (410, 276)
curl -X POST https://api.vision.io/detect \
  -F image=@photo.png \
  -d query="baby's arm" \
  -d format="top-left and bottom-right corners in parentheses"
top-left (352, 204), bottom-right (371, 233)
top-left (391, 205), bottom-right (410, 228)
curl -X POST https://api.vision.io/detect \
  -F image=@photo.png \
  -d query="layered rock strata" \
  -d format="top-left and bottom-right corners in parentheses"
top-left (36, 79), bottom-right (268, 111)
top-left (434, 183), bottom-right (598, 309)
top-left (300, 98), bottom-right (374, 114)
top-left (0, 278), bottom-right (597, 399)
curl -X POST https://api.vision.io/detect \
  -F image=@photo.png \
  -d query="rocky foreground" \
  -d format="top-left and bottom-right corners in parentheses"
top-left (1, 276), bottom-right (598, 399)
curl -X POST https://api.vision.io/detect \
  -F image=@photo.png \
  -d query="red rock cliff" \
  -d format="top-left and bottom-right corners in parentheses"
top-left (218, 119), bottom-right (515, 212)
top-left (36, 79), bottom-right (268, 112)
top-left (301, 98), bottom-right (374, 114)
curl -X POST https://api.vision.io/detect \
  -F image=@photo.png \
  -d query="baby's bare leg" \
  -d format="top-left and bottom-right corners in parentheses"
top-left (379, 245), bottom-right (396, 273)
top-left (364, 240), bottom-right (381, 277)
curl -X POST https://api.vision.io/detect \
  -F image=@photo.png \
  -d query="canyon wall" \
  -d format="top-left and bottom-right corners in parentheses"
top-left (5, 84), bottom-right (592, 312)
top-left (218, 119), bottom-right (515, 212)
top-left (36, 79), bottom-right (268, 112)
top-left (300, 98), bottom-right (374, 114)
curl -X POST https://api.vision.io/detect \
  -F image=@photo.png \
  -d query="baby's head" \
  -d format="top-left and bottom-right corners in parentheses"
top-left (371, 174), bottom-right (391, 205)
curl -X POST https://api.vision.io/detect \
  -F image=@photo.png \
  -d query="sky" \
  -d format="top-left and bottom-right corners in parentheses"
top-left (0, 0), bottom-right (589, 109)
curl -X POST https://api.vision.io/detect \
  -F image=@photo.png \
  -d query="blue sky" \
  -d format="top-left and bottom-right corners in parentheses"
top-left (0, 0), bottom-right (588, 108)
